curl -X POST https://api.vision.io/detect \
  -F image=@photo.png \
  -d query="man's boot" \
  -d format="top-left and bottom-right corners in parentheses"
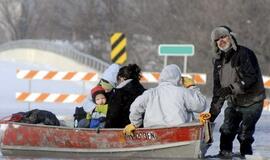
top-left (220, 132), bottom-right (233, 153)
top-left (218, 150), bottom-right (233, 159)
top-left (240, 142), bottom-right (253, 156)
top-left (207, 150), bottom-right (232, 159)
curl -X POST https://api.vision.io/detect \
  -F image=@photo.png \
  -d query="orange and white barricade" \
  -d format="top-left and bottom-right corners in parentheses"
top-left (16, 92), bottom-right (86, 104)
top-left (140, 72), bottom-right (207, 85)
top-left (263, 76), bottom-right (270, 89)
top-left (140, 72), bottom-right (160, 83)
top-left (182, 73), bottom-right (207, 85)
top-left (16, 69), bottom-right (99, 81)
top-left (16, 70), bottom-right (207, 84)
top-left (16, 69), bottom-right (100, 109)
top-left (16, 70), bottom-right (207, 107)
top-left (261, 76), bottom-right (269, 112)
top-left (264, 99), bottom-right (270, 111)
top-left (15, 68), bottom-right (270, 114)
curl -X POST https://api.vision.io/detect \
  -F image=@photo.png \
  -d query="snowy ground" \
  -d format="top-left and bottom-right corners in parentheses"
top-left (206, 109), bottom-right (270, 159)
top-left (0, 60), bottom-right (269, 159)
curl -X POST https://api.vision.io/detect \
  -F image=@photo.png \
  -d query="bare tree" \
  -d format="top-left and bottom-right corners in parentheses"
top-left (0, 0), bottom-right (37, 40)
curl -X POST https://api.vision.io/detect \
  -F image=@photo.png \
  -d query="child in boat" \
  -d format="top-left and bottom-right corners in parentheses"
top-left (88, 85), bottom-right (108, 128)
top-left (77, 86), bottom-right (108, 128)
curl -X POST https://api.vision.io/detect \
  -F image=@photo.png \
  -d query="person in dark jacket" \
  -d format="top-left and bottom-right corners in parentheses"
top-left (208, 26), bottom-right (266, 158)
top-left (105, 64), bottom-right (145, 128)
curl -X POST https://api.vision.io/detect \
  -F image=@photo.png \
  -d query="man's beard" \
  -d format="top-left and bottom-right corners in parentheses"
top-left (219, 43), bottom-right (232, 52)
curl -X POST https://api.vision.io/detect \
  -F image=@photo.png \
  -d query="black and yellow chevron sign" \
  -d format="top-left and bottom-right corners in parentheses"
top-left (110, 32), bottom-right (127, 64)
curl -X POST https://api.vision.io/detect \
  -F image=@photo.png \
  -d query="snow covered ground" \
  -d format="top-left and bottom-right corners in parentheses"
top-left (0, 60), bottom-right (269, 159)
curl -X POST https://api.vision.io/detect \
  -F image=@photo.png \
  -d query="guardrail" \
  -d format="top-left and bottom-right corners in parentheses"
top-left (0, 40), bottom-right (110, 72)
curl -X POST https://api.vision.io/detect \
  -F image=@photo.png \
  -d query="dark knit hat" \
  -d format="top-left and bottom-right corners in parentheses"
top-left (91, 86), bottom-right (106, 103)
top-left (211, 26), bottom-right (238, 57)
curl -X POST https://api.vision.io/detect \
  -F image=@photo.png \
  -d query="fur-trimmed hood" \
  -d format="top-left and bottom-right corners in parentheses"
top-left (211, 26), bottom-right (238, 59)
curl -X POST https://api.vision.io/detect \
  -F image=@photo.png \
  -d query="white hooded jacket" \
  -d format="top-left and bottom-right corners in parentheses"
top-left (129, 64), bottom-right (207, 128)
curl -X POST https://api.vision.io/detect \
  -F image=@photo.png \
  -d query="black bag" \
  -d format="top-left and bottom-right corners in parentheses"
top-left (19, 109), bottom-right (60, 126)
top-left (73, 106), bottom-right (86, 128)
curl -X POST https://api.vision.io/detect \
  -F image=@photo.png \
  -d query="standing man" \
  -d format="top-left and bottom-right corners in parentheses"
top-left (209, 26), bottom-right (266, 158)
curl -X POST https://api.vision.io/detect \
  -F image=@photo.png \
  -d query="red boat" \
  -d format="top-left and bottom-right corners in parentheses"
top-left (0, 116), bottom-right (206, 159)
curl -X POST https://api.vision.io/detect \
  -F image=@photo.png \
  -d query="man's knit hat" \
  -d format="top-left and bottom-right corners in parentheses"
top-left (211, 26), bottom-right (237, 56)
top-left (91, 86), bottom-right (106, 103)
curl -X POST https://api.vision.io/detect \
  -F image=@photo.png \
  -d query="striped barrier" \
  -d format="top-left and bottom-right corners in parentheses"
top-left (140, 72), bottom-right (160, 83)
top-left (140, 72), bottom-right (207, 84)
top-left (264, 99), bottom-right (270, 111)
top-left (16, 69), bottom-right (207, 85)
top-left (16, 92), bottom-right (86, 104)
top-left (263, 76), bottom-right (270, 89)
top-left (15, 69), bottom-right (269, 109)
top-left (182, 73), bottom-right (207, 85)
top-left (16, 69), bottom-right (99, 81)
top-left (15, 69), bottom-right (207, 106)
top-left (17, 69), bottom-right (269, 87)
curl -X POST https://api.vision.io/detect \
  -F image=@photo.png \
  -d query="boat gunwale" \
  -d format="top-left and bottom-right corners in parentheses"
top-left (1, 121), bottom-right (203, 131)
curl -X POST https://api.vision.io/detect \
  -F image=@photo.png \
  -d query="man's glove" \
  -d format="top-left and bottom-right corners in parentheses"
top-left (182, 76), bottom-right (195, 88)
top-left (199, 112), bottom-right (211, 124)
top-left (217, 86), bottom-right (232, 98)
top-left (209, 99), bottom-right (224, 122)
top-left (123, 124), bottom-right (136, 136)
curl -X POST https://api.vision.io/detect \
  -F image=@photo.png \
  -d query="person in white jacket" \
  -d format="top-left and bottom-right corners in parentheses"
top-left (123, 64), bottom-right (207, 134)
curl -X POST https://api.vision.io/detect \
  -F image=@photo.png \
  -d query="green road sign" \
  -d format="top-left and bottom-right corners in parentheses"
top-left (158, 44), bottom-right (194, 56)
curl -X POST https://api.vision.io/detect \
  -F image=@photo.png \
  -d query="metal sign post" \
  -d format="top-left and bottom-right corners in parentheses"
top-left (183, 56), bottom-right (187, 73)
top-left (164, 56), bottom-right (167, 68)
top-left (158, 44), bottom-right (194, 72)
top-left (28, 80), bottom-right (32, 111)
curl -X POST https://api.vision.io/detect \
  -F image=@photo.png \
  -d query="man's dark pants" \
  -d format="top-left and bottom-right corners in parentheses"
top-left (219, 101), bottom-right (263, 155)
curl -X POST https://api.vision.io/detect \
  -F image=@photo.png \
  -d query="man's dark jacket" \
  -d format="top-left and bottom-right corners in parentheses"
top-left (210, 45), bottom-right (265, 121)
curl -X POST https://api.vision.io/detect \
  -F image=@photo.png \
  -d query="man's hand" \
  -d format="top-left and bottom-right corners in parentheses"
top-left (217, 86), bottom-right (232, 98)
top-left (182, 76), bottom-right (195, 88)
top-left (123, 124), bottom-right (136, 136)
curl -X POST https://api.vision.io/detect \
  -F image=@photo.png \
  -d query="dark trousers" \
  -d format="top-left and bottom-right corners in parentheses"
top-left (219, 101), bottom-right (263, 155)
